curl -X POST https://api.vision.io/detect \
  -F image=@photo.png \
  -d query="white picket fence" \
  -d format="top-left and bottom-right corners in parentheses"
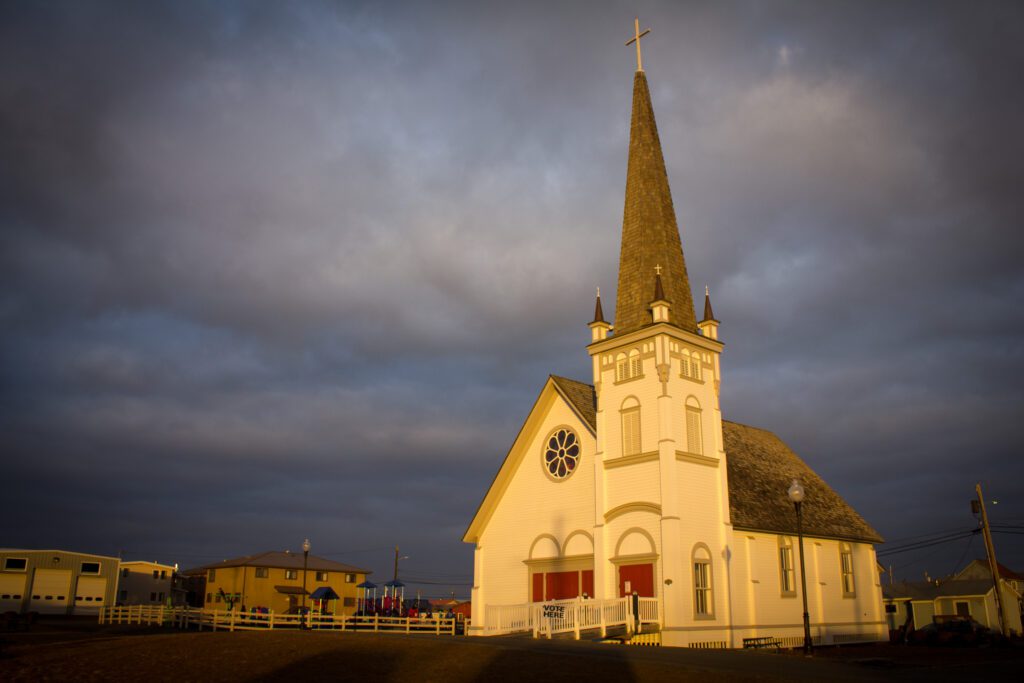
top-left (99, 606), bottom-right (458, 635)
top-left (479, 596), bottom-right (661, 639)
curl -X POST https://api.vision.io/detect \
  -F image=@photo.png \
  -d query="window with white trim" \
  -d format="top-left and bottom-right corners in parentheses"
top-left (620, 398), bottom-right (641, 456)
top-left (693, 546), bottom-right (713, 617)
top-left (685, 399), bottom-right (703, 455)
top-left (615, 350), bottom-right (643, 382)
top-left (779, 537), bottom-right (795, 595)
top-left (840, 543), bottom-right (855, 596)
top-left (615, 354), bottom-right (628, 381)
top-left (681, 352), bottom-right (703, 380)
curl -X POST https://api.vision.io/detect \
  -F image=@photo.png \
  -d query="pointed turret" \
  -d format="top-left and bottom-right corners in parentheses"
top-left (698, 285), bottom-right (719, 340)
top-left (589, 287), bottom-right (612, 342)
top-left (649, 267), bottom-right (671, 323)
top-left (702, 285), bottom-right (715, 322)
top-left (614, 69), bottom-right (697, 336)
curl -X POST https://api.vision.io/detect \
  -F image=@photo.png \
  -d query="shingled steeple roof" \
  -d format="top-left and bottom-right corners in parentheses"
top-left (614, 70), bottom-right (697, 336)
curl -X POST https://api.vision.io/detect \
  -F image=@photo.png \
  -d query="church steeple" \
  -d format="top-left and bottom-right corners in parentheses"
top-left (613, 63), bottom-right (697, 336)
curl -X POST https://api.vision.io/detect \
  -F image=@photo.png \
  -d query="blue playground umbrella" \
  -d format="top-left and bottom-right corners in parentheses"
top-left (356, 580), bottom-right (378, 612)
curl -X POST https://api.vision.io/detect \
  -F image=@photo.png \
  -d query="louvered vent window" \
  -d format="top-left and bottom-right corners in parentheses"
top-left (616, 357), bottom-right (629, 381)
top-left (681, 353), bottom-right (703, 380)
top-left (686, 406), bottom-right (702, 455)
top-left (621, 408), bottom-right (641, 456)
top-left (616, 351), bottom-right (643, 382)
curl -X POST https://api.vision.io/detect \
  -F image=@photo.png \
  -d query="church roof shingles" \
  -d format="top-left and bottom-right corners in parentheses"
top-left (550, 375), bottom-right (597, 431)
top-left (554, 379), bottom-right (882, 544)
top-left (614, 71), bottom-right (697, 336)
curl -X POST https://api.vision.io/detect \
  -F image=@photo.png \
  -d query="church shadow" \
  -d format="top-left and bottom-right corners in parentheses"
top-left (470, 641), bottom-right (638, 683)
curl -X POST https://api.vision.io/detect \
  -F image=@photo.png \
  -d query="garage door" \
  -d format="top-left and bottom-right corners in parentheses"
top-left (0, 573), bottom-right (26, 612)
top-left (30, 569), bottom-right (72, 614)
top-left (74, 576), bottom-right (108, 614)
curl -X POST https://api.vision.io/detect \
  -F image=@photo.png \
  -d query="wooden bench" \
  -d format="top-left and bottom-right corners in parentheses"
top-left (743, 636), bottom-right (782, 650)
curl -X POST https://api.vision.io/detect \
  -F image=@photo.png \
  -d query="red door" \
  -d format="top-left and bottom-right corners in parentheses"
top-left (618, 564), bottom-right (655, 597)
top-left (545, 571), bottom-right (579, 600)
top-left (581, 570), bottom-right (594, 598)
top-left (532, 573), bottom-right (544, 602)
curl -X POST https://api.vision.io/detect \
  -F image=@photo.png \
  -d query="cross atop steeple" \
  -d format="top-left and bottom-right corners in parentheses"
top-left (626, 17), bottom-right (651, 72)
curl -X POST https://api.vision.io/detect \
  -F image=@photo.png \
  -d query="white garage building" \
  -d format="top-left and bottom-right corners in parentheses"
top-left (0, 549), bottom-right (120, 615)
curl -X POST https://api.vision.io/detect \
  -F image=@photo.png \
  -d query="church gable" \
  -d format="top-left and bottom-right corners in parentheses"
top-left (463, 376), bottom-right (596, 544)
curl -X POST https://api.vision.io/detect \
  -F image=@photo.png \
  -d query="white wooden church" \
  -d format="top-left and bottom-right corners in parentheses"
top-left (463, 27), bottom-right (886, 648)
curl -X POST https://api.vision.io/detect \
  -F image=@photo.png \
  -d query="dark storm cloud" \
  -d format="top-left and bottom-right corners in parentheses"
top-left (2, 0), bottom-right (1023, 587)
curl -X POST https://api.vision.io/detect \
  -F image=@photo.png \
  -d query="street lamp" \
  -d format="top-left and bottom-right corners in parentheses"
top-left (302, 538), bottom-right (311, 628)
top-left (787, 479), bottom-right (813, 655)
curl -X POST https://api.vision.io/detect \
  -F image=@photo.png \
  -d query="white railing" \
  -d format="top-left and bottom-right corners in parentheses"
top-left (637, 597), bottom-right (660, 626)
top-left (99, 606), bottom-right (458, 635)
top-left (479, 596), bottom-right (643, 639)
top-left (98, 604), bottom-right (170, 625)
top-left (483, 603), bottom-right (534, 635)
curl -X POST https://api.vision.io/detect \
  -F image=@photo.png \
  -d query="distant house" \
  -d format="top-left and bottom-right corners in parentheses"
top-left (955, 559), bottom-right (1024, 596)
top-left (117, 561), bottom-right (177, 606)
top-left (0, 549), bottom-right (119, 615)
top-left (428, 598), bottom-right (471, 618)
top-left (187, 550), bottom-right (371, 615)
top-left (954, 559), bottom-right (1024, 623)
top-left (883, 578), bottom-right (1023, 635)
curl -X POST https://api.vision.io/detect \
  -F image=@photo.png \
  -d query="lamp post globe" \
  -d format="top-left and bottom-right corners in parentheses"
top-left (787, 479), bottom-right (805, 504)
top-left (787, 480), bottom-right (813, 655)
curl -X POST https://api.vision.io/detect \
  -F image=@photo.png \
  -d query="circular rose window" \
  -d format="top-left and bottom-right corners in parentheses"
top-left (544, 427), bottom-right (580, 480)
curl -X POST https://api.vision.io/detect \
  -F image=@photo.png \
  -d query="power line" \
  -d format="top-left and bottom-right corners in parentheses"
top-left (877, 530), bottom-right (978, 558)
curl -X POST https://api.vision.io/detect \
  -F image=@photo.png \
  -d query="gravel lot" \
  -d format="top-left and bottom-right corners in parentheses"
top-left (2, 620), bottom-right (1022, 682)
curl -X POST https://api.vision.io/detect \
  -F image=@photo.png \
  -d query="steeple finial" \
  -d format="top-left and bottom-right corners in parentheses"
top-left (626, 17), bottom-right (651, 72)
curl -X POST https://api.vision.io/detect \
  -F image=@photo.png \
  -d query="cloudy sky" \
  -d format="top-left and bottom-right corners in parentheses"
top-left (2, 0), bottom-right (1023, 596)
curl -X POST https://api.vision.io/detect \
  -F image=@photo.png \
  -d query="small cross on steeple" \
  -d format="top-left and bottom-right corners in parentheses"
top-left (654, 264), bottom-right (662, 276)
top-left (626, 17), bottom-right (651, 72)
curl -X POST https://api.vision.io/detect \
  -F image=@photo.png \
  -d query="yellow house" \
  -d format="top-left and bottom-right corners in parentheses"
top-left (193, 550), bottom-right (371, 615)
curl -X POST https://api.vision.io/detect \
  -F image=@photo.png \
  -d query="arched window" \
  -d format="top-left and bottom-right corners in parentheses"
top-left (629, 349), bottom-right (642, 378)
top-left (839, 543), bottom-right (855, 596)
top-left (620, 397), bottom-right (641, 456)
top-left (779, 536), bottom-right (795, 596)
top-left (692, 545), bottom-right (713, 618)
top-left (615, 353), bottom-right (629, 382)
top-left (685, 397), bottom-right (703, 455)
top-left (615, 350), bottom-right (643, 382)
top-left (681, 351), bottom-right (703, 380)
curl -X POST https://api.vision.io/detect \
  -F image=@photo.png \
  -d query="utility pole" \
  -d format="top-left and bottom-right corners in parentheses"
top-left (393, 545), bottom-right (400, 582)
top-left (974, 483), bottom-right (1008, 637)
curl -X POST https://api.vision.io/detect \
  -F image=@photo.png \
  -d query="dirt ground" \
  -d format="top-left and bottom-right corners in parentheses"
top-left (2, 620), bottom-right (1022, 682)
